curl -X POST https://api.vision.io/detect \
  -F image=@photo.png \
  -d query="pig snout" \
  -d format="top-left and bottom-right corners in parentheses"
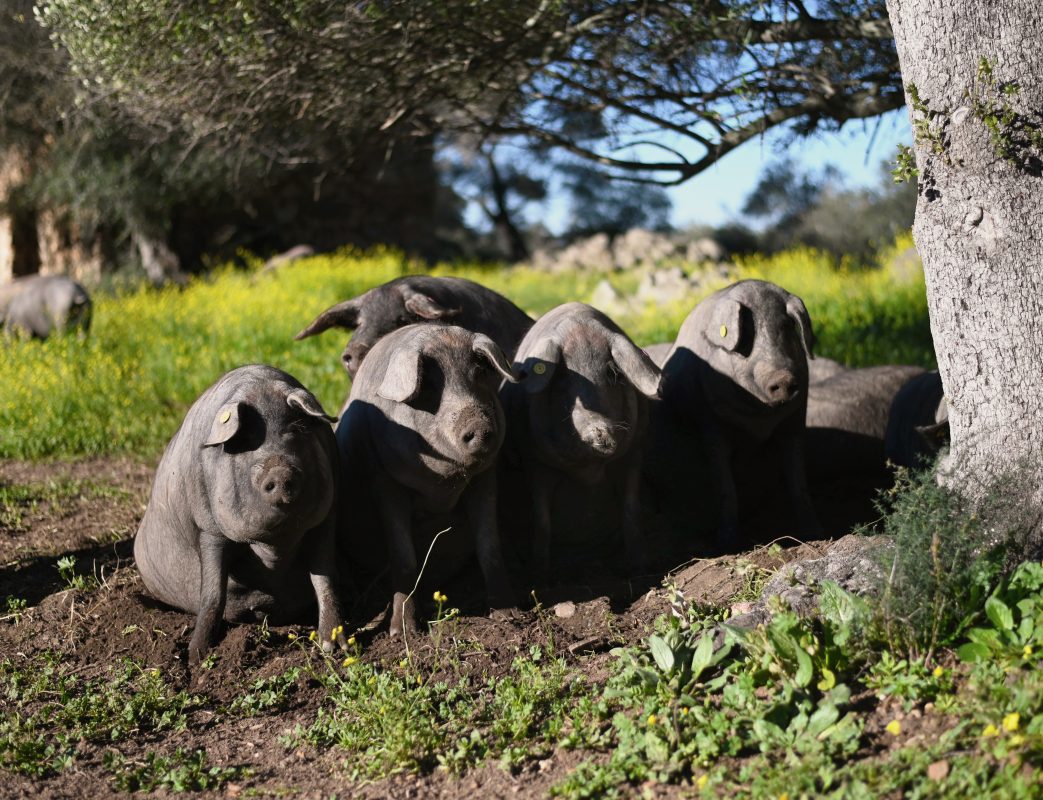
top-left (252, 457), bottom-right (302, 507)
top-left (572, 405), bottom-right (619, 456)
top-left (454, 407), bottom-right (496, 457)
top-left (341, 344), bottom-right (367, 378)
top-left (581, 420), bottom-right (617, 456)
top-left (763, 369), bottom-right (799, 405)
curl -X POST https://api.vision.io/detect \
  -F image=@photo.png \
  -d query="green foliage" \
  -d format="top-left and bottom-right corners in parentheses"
top-left (0, 240), bottom-right (931, 459)
top-left (892, 143), bottom-right (918, 183)
top-left (0, 479), bottom-right (128, 531)
top-left (0, 656), bottom-right (201, 778)
top-left (553, 593), bottom-right (869, 797)
top-left (873, 467), bottom-right (1025, 659)
top-left (966, 57), bottom-right (1043, 168)
top-left (103, 748), bottom-right (246, 793)
top-left (957, 561), bottom-right (1043, 666)
top-left (56, 555), bottom-right (98, 592)
top-left (228, 667), bottom-right (303, 717)
top-left (293, 651), bottom-right (595, 779)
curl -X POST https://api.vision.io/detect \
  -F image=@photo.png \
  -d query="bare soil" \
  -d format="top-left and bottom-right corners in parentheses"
top-left (0, 457), bottom-right (886, 799)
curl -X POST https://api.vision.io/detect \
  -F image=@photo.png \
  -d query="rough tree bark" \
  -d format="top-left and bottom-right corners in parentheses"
top-left (886, 2), bottom-right (1043, 493)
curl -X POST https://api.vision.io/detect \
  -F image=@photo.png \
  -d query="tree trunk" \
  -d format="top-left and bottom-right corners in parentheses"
top-left (886, 2), bottom-right (1043, 493)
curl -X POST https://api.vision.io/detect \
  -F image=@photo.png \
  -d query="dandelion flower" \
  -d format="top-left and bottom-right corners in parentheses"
top-left (885, 720), bottom-right (902, 736)
top-left (347, 636), bottom-right (357, 647)
top-left (1003, 712), bottom-right (1020, 732)
top-left (342, 656), bottom-right (357, 668)
top-left (932, 665), bottom-right (944, 678)
top-left (308, 630), bottom-right (317, 642)
top-left (1011, 734), bottom-right (1026, 747)
top-left (696, 774), bottom-right (709, 790)
top-left (1023, 645), bottom-right (1033, 657)
top-left (982, 724), bottom-right (1000, 738)
top-left (287, 633), bottom-right (297, 641)
top-left (647, 714), bottom-right (657, 726)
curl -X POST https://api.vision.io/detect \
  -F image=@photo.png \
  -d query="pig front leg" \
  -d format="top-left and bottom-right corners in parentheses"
top-left (375, 477), bottom-right (419, 639)
top-left (778, 429), bottom-right (822, 536)
top-left (706, 433), bottom-right (740, 553)
top-left (307, 515), bottom-right (348, 652)
top-left (621, 458), bottom-right (647, 574)
top-left (189, 530), bottom-right (229, 665)
top-left (464, 469), bottom-right (516, 611)
top-left (526, 465), bottom-right (556, 585)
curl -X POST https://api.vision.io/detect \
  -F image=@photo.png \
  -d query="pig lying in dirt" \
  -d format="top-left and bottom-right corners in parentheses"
top-left (805, 364), bottom-right (927, 480)
top-left (885, 370), bottom-right (949, 468)
top-left (0, 275), bottom-right (92, 339)
top-left (134, 365), bottom-right (345, 664)
top-left (336, 324), bottom-right (518, 637)
top-left (501, 303), bottom-right (661, 580)
top-left (657, 279), bottom-right (820, 550)
top-left (295, 276), bottom-right (533, 379)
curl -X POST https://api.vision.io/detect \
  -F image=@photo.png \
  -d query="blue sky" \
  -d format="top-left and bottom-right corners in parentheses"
top-left (667, 109), bottom-right (912, 229)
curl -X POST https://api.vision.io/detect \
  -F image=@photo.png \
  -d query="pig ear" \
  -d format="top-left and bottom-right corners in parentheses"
top-left (786, 295), bottom-right (816, 359)
top-left (287, 389), bottom-right (338, 423)
top-left (915, 419), bottom-right (951, 448)
top-left (610, 334), bottom-right (662, 398)
top-left (294, 297), bottom-right (362, 340)
top-left (520, 337), bottom-right (562, 394)
top-left (203, 402), bottom-right (243, 447)
top-left (472, 334), bottom-right (518, 383)
top-left (401, 288), bottom-right (460, 321)
top-left (378, 348), bottom-right (423, 403)
top-left (709, 298), bottom-right (743, 351)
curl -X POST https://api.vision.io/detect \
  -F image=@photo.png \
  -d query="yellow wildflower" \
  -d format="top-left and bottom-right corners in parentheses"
top-left (1003, 712), bottom-right (1020, 732)
top-left (1010, 734), bottom-right (1026, 747)
top-left (399, 658), bottom-right (409, 669)
top-left (1023, 645), bottom-right (1033, 657)
top-left (342, 656), bottom-right (357, 668)
top-left (696, 773), bottom-right (709, 790)
top-left (347, 636), bottom-right (357, 647)
top-left (647, 714), bottom-right (657, 725)
top-left (286, 633), bottom-right (297, 641)
top-left (982, 724), bottom-right (1000, 738)
top-left (308, 630), bottom-right (317, 642)
top-left (885, 720), bottom-right (902, 736)
top-left (932, 665), bottom-right (944, 678)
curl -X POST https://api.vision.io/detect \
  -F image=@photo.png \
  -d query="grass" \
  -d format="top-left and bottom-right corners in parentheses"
top-left (0, 236), bottom-right (931, 459)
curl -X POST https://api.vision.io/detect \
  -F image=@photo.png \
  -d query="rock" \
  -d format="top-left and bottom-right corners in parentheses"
top-left (612, 228), bottom-right (679, 269)
top-left (686, 237), bottom-right (727, 263)
top-left (634, 267), bottom-right (698, 306)
top-left (552, 601), bottom-right (577, 619)
top-left (726, 534), bottom-right (889, 629)
top-left (588, 279), bottom-right (634, 317)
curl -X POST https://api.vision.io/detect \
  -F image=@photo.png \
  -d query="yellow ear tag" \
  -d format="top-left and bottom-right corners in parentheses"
top-left (720, 325), bottom-right (728, 338)
top-left (533, 363), bottom-right (547, 375)
top-left (220, 410), bottom-right (231, 423)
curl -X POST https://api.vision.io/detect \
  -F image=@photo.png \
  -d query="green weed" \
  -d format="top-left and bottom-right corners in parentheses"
top-left (0, 655), bottom-right (201, 778)
top-left (103, 748), bottom-right (246, 793)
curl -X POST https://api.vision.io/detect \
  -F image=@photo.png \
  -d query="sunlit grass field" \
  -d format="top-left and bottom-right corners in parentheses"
top-left (0, 237), bottom-right (931, 459)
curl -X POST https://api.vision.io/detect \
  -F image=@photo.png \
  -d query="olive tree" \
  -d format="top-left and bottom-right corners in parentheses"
top-left (886, 1), bottom-right (1043, 495)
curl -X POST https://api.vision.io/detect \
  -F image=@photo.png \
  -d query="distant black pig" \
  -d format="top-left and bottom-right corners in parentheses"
top-left (806, 364), bottom-right (926, 479)
top-left (336, 324), bottom-right (518, 637)
top-left (501, 303), bottom-right (661, 579)
top-left (134, 365), bottom-right (345, 664)
top-left (295, 276), bottom-right (533, 379)
top-left (885, 370), bottom-right (949, 468)
top-left (0, 275), bottom-right (92, 340)
top-left (657, 279), bottom-right (820, 549)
